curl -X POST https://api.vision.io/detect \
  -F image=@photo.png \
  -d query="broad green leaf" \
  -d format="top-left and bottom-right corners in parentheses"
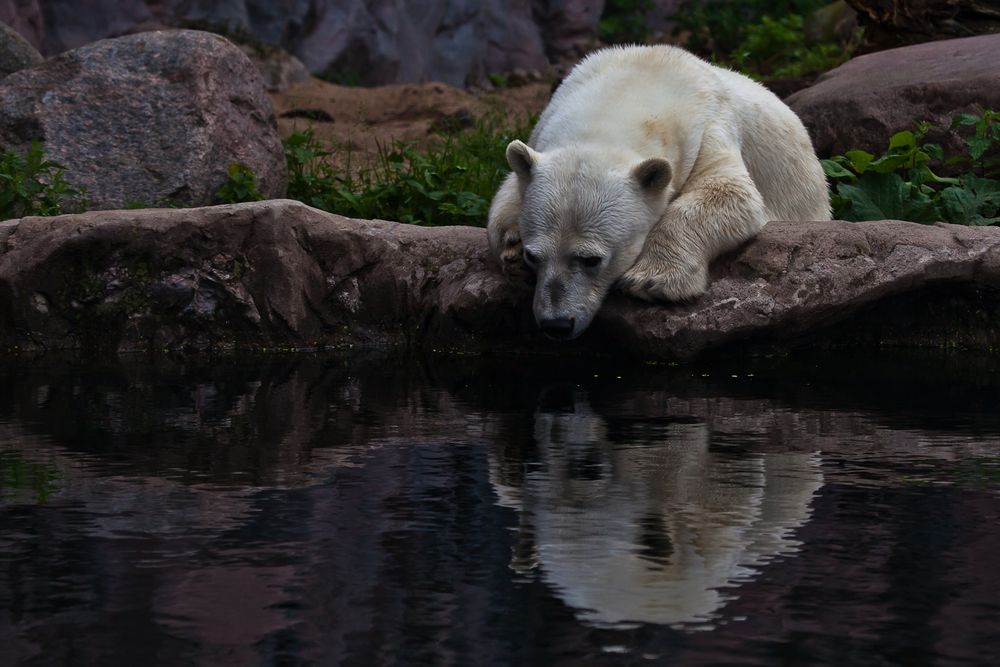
top-left (837, 172), bottom-right (939, 223)
top-left (939, 186), bottom-right (977, 224)
top-left (844, 150), bottom-right (874, 173)
top-left (868, 153), bottom-right (910, 174)
top-left (939, 176), bottom-right (1000, 224)
top-left (888, 131), bottom-right (916, 151)
top-left (968, 135), bottom-right (991, 161)
top-left (923, 143), bottom-right (944, 161)
top-left (822, 159), bottom-right (854, 179)
top-left (952, 113), bottom-right (979, 127)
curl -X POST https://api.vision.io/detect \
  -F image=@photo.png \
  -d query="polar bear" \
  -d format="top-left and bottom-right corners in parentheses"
top-left (487, 45), bottom-right (830, 340)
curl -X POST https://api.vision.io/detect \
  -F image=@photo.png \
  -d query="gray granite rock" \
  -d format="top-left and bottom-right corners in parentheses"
top-left (0, 30), bottom-right (286, 211)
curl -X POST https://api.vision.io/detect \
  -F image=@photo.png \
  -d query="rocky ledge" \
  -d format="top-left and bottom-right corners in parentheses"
top-left (2, 199), bottom-right (1000, 360)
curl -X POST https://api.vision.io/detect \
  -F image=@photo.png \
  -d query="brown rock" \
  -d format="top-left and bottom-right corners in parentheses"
top-left (3, 200), bottom-right (1000, 359)
top-left (787, 34), bottom-right (1000, 159)
top-left (0, 201), bottom-right (534, 354)
top-left (0, 29), bottom-right (286, 211)
top-left (0, 19), bottom-right (42, 79)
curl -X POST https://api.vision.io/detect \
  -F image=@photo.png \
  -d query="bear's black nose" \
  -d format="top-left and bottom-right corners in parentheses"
top-left (540, 318), bottom-right (575, 340)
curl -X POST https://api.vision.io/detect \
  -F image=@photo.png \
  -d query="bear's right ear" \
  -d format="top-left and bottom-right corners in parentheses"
top-left (632, 157), bottom-right (672, 195)
top-left (506, 140), bottom-right (540, 182)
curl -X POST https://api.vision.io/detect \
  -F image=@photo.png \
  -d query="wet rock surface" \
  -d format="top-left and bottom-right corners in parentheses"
top-left (787, 34), bottom-right (1000, 159)
top-left (3, 200), bottom-right (1000, 360)
top-left (0, 29), bottom-right (286, 210)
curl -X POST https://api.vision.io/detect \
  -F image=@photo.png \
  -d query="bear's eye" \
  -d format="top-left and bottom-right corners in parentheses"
top-left (523, 249), bottom-right (540, 267)
top-left (577, 255), bottom-right (603, 269)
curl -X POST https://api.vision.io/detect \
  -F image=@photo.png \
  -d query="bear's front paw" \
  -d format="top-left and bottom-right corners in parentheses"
top-left (618, 259), bottom-right (707, 303)
top-left (497, 227), bottom-right (526, 276)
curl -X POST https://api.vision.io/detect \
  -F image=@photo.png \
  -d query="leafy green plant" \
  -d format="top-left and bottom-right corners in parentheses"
top-left (0, 141), bottom-right (86, 220)
top-left (729, 14), bottom-right (854, 79)
top-left (215, 163), bottom-right (264, 204)
top-left (600, 0), bottom-right (655, 44)
top-left (280, 112), bottom-right (535, 226)
top-left (949, 111), bottom-right (1000, 177)
top-left (671, 0), bottom-right (828, 56)
top-left (670, 0), bottom-right (854, 81)
top-left (824, 112), bottom-right (1000, 225)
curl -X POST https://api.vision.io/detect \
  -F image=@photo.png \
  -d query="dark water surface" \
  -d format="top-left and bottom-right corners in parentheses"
top-left (1, 353), bottom-right (999, 666)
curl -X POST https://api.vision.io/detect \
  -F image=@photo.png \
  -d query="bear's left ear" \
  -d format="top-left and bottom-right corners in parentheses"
top-left (506, 140), bottom-right (541, 182)
top-left (632, 157), bottom-right (672, 194)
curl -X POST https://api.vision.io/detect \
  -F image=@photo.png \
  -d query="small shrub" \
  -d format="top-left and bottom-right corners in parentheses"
top-left (215, 163), bottom-right (264, 204)
top-left (0, 141), bottom-right (86, 220)
top-left (670, 0), bottom-right (854, 81)
top-left (949, 111), bottom-right (1000, 178)
top-left (824, 112), bottom-right (1000, 225)
top-left (729, 14), bottom-right (854, 80)
top-left (671, 0), bottom-right (828, 55)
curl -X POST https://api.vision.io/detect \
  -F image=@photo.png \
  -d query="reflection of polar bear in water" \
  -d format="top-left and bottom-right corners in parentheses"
top-left (489, 386), bottom-right (823, 626)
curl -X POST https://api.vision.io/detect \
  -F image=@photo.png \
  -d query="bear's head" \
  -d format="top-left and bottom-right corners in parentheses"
top-left (508, 140), bottom-right (672, 340)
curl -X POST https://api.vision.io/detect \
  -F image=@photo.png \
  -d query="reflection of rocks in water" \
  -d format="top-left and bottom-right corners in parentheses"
top-left (0, 356), bottom-right (503, 488)
top-left (490, 384), bottom-right (824, 627)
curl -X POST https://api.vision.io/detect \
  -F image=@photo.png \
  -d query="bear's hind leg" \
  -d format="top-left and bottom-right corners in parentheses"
top-left (618, 155), bottom-right (767, 302)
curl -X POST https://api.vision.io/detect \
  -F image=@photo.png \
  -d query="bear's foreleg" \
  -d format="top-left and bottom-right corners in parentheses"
top-left (618, 159), bottom-right (766, 302)
top-left (487, 173), bottom-right (527, 275)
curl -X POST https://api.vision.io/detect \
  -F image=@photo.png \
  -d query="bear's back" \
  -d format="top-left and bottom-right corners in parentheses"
top-left (530, 45), bottom-right (724, 158)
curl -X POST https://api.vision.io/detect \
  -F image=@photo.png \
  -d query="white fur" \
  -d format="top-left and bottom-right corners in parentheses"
top-left (487, 45), bottom-right (830, 339)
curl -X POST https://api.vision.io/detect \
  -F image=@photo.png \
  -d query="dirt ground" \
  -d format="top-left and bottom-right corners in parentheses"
top-left (270, 77), bottom-right (553, 169)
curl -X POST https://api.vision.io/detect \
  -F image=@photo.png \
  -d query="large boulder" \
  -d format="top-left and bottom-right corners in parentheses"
top-left (2, 200), bottom-right (1000, 359)
top-left (787, 34), bottom-right (1000, 159)
top-left (0, 30), bottom-right (286, 211)
top-left (0, 19), bottom-right (41, 78)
